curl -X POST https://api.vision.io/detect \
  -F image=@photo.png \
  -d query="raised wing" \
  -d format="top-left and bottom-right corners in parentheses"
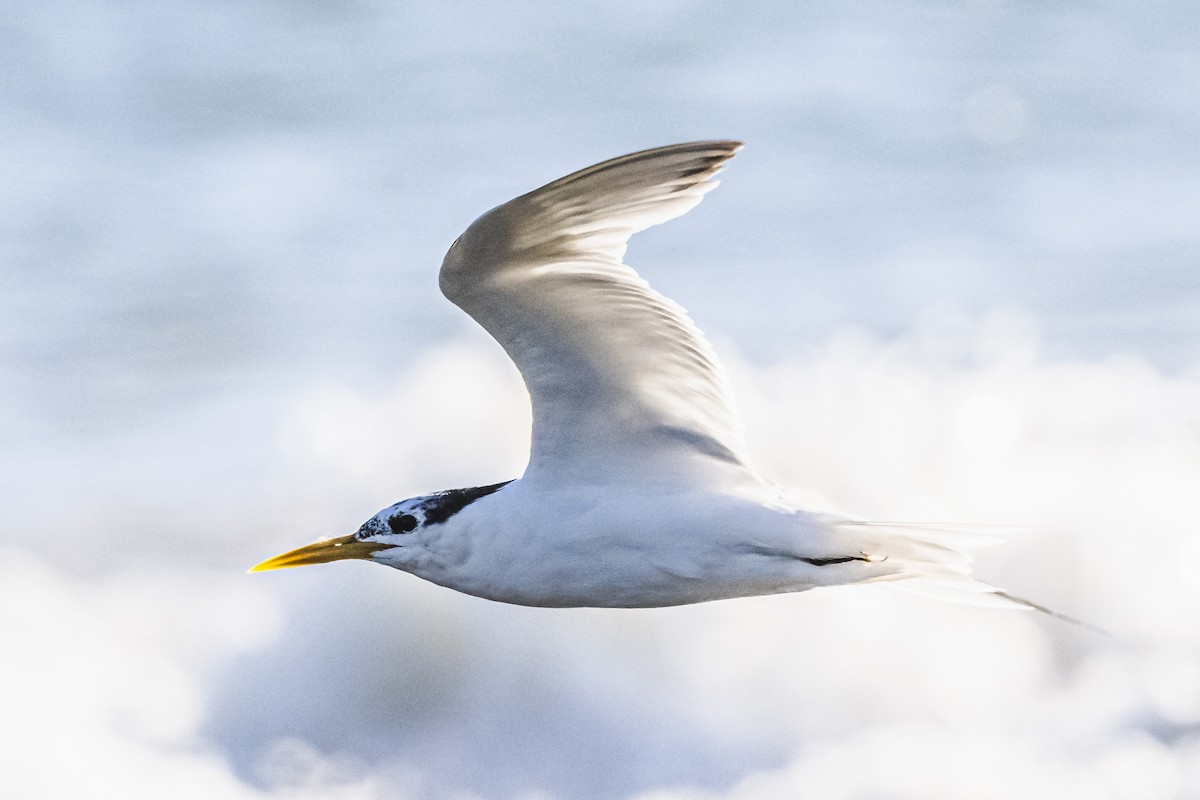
top-left (439, 141), bottom-right (759, 488)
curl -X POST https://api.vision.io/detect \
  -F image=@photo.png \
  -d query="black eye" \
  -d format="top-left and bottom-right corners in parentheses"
top-left (388, 514), bottom-right (418, 534)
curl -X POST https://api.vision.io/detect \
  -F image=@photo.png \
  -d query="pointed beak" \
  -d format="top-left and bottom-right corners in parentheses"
top-left (249, 534), bottom-right (396, 573)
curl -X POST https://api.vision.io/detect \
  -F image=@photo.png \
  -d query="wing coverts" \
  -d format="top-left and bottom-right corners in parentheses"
top-left (440, 142), bottom-right (754, 486)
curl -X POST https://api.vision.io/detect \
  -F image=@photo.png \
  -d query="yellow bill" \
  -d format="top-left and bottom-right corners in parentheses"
top-left (249, 534), bottom-right (394, 573)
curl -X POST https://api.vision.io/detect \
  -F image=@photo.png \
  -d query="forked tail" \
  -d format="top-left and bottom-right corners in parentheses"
top-left (834, 520), bottom-right (1103, 633)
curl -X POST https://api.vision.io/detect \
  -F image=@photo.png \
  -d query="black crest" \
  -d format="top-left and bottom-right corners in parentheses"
top-left (419, 481), bottom-right (513, 526)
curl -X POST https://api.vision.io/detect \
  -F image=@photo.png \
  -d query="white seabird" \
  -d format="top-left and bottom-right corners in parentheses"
top-left (251, 141), bottom-right (1058, 616)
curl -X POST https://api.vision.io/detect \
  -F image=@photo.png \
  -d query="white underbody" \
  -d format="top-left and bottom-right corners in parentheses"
top-left (373, 481), bottom-right (888, 608)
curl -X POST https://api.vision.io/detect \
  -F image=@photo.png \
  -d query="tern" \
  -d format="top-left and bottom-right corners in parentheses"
top-left (251, 141), bottom-right (1062, 617)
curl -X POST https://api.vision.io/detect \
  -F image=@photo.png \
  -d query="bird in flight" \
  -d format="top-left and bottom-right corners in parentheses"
top-left (251, 141), bottom-right (1063, 618)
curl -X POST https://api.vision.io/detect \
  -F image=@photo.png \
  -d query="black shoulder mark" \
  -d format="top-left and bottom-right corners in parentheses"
top-left (420, 481), bottom-right (514, 526)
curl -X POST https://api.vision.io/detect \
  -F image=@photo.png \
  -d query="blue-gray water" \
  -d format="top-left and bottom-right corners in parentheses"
top-left (3, 2), bottom-right (1199, 798)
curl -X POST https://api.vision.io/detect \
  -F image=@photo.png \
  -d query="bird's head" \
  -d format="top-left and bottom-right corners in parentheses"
top-left (249, 481), bottom-right (512, 574)
top-left (248, 498), bottom-right (432, 573)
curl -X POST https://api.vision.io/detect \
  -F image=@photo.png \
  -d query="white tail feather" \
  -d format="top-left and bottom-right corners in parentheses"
top-left (832, 520), bottom-right (1103, 631)
top-left (832, 520), bottom-right (1032, 610)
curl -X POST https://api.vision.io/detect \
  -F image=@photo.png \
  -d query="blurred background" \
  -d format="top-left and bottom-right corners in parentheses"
top-left (3, 1), bottom-right (1199, 798)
